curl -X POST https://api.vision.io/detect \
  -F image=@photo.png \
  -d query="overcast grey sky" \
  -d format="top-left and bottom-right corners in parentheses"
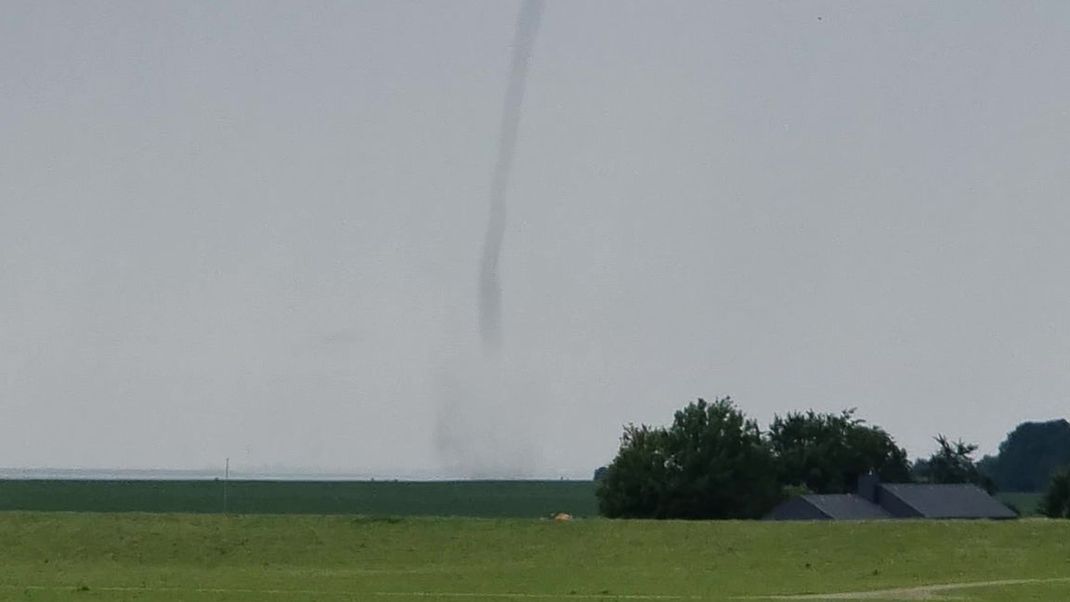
top-left (3, 1), bottom-right (1069, 477)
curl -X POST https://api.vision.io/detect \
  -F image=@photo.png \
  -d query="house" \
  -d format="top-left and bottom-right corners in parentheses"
top-left (765, 474), bottom-right (1017, 520)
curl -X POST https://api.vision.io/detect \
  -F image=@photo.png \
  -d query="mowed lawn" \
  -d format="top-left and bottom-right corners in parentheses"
top-left (1, 513), bottom-right (1069, 601)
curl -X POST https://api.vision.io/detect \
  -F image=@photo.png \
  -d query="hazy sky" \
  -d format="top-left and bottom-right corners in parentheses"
top-left (3, 1), bottom-right (1069, 478)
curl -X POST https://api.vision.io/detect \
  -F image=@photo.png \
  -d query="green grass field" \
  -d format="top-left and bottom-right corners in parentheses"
top-left (0, 480), bottom-right (598, 517)
top-left (0, 513), bottom-right (1068, 601)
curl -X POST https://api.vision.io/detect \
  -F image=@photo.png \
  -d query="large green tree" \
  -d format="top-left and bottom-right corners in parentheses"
top-left (767, 409), bottom-right (911, 494)
top-left (597, 398), bottom-right (781, 519)
top-left (979, 420), bottom-right (1070, 492)
top-left (1041, 469), bottom-right (1070, 518)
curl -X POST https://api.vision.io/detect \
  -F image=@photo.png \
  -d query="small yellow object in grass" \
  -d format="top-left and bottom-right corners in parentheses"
top-left (552, 512), bottom-right (573, 522)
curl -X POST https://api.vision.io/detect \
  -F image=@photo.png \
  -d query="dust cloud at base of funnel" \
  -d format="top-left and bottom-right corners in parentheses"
top-left (432, 355), bottom-right (542, 478)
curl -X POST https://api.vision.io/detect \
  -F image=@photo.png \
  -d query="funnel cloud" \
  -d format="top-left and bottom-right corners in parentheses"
top-left (436, 0), bottom-right (547, 477)
top-left (479, 0), bottom-right (545, 350)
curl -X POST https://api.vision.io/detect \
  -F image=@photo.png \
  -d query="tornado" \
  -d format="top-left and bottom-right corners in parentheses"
top-left (479, 0), bottom-right (545, 351)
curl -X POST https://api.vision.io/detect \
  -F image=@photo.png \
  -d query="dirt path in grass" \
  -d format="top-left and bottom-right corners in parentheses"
top-left (5, 577), bottom-right (1070, 600)
top-left (748, 577), bottom-right (1070, 600)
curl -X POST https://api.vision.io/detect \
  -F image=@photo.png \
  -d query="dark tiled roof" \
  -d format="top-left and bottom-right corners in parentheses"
top-left (879, 484), bottom-right (1016, 519)
top-left (802, 494), bottom-right (892, 520)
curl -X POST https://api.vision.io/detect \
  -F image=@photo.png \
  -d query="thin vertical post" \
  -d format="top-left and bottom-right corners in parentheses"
top-left (223, 457), bottom-right (229, 514)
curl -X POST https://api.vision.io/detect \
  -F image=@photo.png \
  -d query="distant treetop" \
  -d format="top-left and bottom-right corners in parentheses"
top-left (980, 419), bottom-right (1070, 492)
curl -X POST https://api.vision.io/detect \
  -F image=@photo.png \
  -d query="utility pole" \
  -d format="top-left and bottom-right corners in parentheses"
top-left (223, 457), bottom-right (229, 514)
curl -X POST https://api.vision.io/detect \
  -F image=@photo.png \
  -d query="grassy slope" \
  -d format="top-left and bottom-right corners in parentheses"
top-left (0, 513), bottom-right (1068, 601)
top-left (0, 480), bottom-right (599, 517)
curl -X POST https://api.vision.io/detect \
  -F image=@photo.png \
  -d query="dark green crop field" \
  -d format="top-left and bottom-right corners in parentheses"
top-left (0, 480), bottom-right (598, 517)
top-left (0, 480), bottom-right (1041, 519)
top-left (997, 492), bottom-right (1044, 516)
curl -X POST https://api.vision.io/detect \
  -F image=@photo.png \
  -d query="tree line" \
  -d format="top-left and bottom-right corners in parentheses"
top-left (595, 397), bottom-right (1070, 519)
